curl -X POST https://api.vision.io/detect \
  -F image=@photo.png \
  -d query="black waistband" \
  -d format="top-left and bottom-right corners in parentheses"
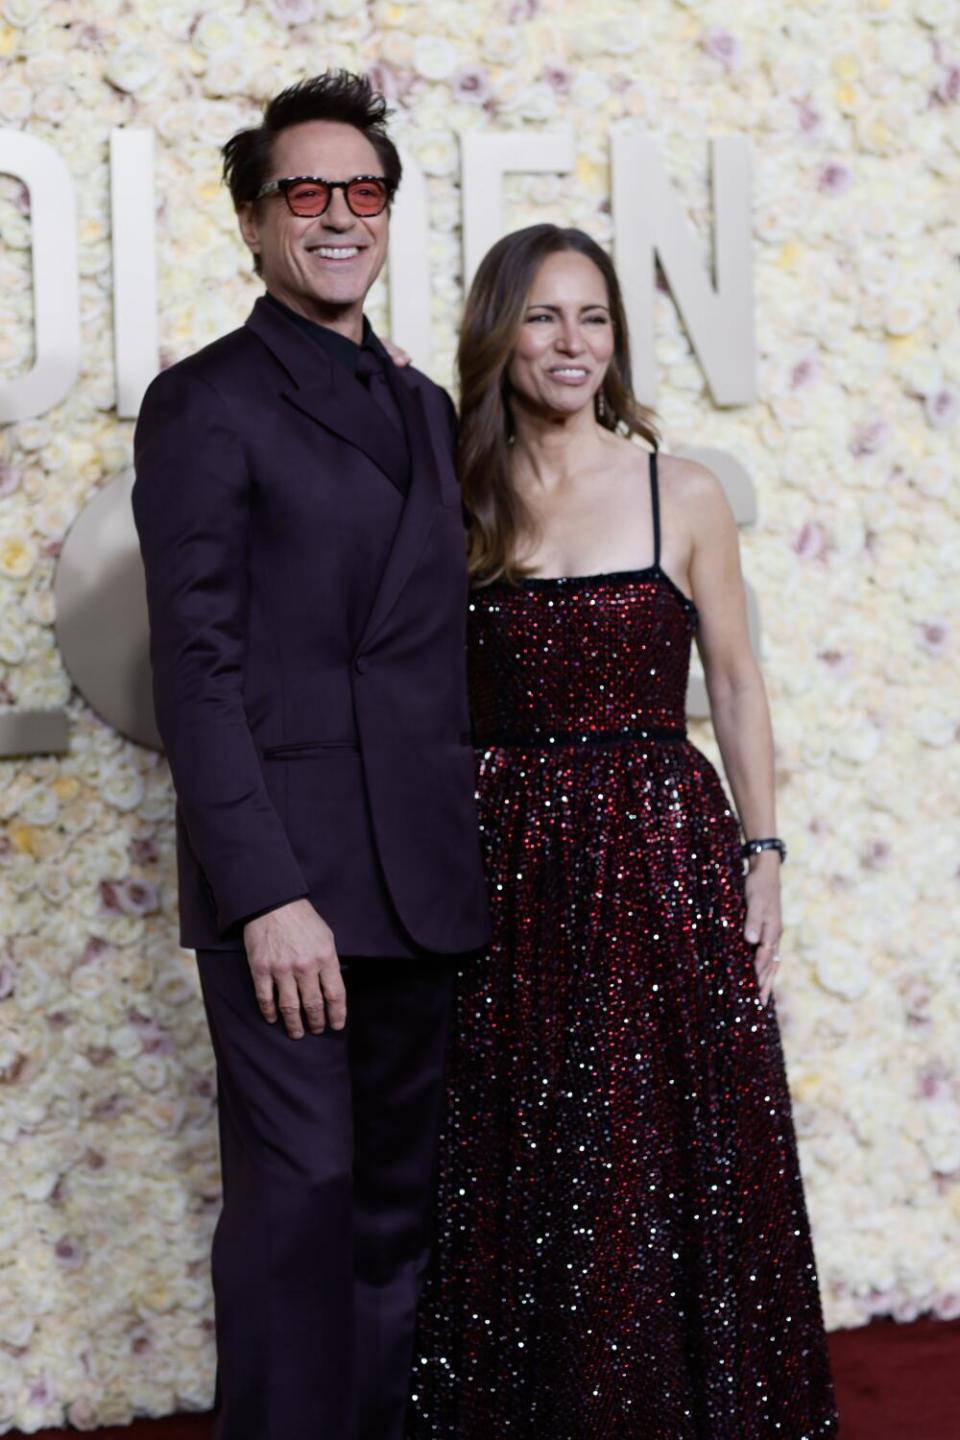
top-left (477, 724), bottom-right (688, 750)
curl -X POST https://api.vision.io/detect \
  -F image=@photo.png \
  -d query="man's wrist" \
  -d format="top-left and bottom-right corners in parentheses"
top-left (241, 894), bottom-right (309, 931)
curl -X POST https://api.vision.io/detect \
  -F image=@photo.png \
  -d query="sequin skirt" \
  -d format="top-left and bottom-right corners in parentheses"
top-left (408, 737), bottom-right (838, 1440)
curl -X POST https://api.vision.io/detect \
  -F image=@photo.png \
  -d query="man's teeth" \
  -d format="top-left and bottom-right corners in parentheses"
top-left (312, 246), bottom-right (360, 259)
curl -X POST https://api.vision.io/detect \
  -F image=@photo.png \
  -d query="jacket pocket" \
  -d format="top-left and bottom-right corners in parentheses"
top-left (262, 740), bottom-right (359, 760)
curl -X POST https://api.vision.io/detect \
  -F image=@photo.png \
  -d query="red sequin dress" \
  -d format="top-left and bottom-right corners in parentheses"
top-left (408, 456), bottom-right (838, 1439)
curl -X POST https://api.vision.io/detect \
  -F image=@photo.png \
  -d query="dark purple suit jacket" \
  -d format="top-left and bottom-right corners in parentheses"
top-left (132, 297), bottom-right (490, 957)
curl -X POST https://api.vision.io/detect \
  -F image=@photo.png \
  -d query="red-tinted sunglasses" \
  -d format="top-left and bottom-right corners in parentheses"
top-left (254, 175), bottom-right (391, 218)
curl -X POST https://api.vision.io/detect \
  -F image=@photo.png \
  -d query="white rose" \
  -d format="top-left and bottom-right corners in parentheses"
top-left (66, 1396), bottom-right (101, 1430)
top-left (878, 28), bottom-right (934, 78)
top-left (900, 355), bottom-right (942, 397)
top-left (814, 942), bottom-right (871, 1001)
top-left (0, 1313), bottom-right (34, 1349)
top-left (99, 763), bottom-right (145, 813)
top-left (413, 130), bottom-right (458, 178)
top-left (0, 533), bottom-right (37, 579)
top-left (1, 0), bottom-right (41, 25)
top-left (597, 16), bottom-right (647, 56)
top-left (24, 51), bottom-right (67, 86)
top-left (0, 617), bottom-right (25, 663)
top-left (104, 42), bottom-right (160, 94)
top-left (884, 295), bottom-right (925, 337)
top-left (481, 26), bottom-right (525, 67)
top-left (96, 914), bottom-right (145, 948)
top-left (192, 14), bottom-right (238, 53)
top-left (378, 32), bottom-right (414, 69)
top-left (154, 102), bottom-right (194, 146)
top-left (517, 82), bottom-right (558, 123)
top-left (915, 707), bottom-right (957, 747)
top-left (914, 0), bottom-right (954, 21)
top-left (17, 785), bottom-right (58, 826)
top-left (131, 1054), bottom-right (169, 1093)
top-left (914, 457), bottom-right (951, 498)
top-left (920, 1102), bottom-right (960, 1176)
top-left (30, 82), bottom-right (72, 122)
top-left (0, 80), bottom-right (33, 123)
top-left (203, 52), bottom-right (250, 99)
top-left (413, 35), bottom-right (459, 82)
top-left (143, 1095), bottom-right (187, 1133)
top-left (264, 0), bottom-right (317, 23)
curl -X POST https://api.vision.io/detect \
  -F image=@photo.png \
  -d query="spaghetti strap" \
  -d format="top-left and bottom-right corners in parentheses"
top-left (649, 451), bottom-right (661, 569)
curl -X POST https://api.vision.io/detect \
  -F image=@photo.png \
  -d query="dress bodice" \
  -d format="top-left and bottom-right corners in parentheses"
top-left (467, 566), bottom-right (698, 745)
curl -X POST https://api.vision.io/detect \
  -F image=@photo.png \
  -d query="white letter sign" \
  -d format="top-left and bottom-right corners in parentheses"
top-left (460, 130), bottom-right (576, 290)
top-left (612, 132), bottom-right (755, 406)
top-left (110, 128), bottom-right (159, 419)
top-left (0, 130), bottom-right (80, 422)
top-left (388, 148), bottom-right (432, 375)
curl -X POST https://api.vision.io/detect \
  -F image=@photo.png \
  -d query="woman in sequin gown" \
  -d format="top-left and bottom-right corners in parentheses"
top-left (407, 227), bottom-right (837, 1439)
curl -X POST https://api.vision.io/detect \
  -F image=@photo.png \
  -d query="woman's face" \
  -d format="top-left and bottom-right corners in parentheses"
top-left (507, 250), bottom-right (616, 419)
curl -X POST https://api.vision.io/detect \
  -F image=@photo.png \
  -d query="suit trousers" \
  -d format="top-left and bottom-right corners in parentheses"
top-left (196, 948), bottom-right (456, 1440)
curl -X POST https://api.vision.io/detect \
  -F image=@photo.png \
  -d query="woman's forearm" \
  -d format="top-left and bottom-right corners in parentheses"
top-left (706, 671), bottom-right (777, 842)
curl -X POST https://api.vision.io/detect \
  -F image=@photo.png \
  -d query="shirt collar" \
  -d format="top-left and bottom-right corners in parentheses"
top-left (263, 292), bottom-right (374, 376)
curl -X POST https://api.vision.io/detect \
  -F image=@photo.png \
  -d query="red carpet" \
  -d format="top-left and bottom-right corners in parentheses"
top-left (828, 1317), bottom-right (959, 1439)
top-left (10, 1318), bottom-right (959, 1439)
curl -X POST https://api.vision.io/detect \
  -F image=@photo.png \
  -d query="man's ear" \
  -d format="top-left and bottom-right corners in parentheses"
top-left (237, 202), bottom-right (261, 264)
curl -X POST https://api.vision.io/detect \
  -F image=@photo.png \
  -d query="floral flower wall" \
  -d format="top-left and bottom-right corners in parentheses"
top-left (0, 0), bottom-right (958, 1428)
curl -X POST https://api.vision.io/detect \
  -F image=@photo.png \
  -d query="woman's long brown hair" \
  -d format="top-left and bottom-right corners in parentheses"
top-left (458, 225), bottom-right (660, 585)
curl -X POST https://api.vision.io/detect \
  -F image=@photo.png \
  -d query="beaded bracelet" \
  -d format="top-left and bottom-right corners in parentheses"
top-left (741, 837), bottom-right (787, 864)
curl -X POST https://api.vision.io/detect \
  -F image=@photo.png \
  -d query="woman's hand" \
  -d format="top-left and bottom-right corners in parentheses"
top-left (744, 852), bottom-right (783, 1006)
top-left (382, 338), bottom-right (412, 368)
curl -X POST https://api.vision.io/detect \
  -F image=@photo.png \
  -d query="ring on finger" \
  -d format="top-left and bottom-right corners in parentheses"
top-left (772, 952), bottom-right (782, 966)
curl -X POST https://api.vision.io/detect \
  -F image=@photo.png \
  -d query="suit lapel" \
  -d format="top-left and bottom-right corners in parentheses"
top-left (246, 298), bottom-right (408, 493)
top-left (246, 298), bottom-right (448, 649)
top-left (286, 368), bottom-right (408, 493)
top-left (357, 353), bottom-right (445, 651)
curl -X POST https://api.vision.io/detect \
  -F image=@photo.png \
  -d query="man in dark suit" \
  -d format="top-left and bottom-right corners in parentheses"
top-left (132, 72), bottom-right (489, 1440)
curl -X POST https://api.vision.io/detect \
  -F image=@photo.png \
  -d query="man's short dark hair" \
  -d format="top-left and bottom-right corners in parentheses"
top-left (221, 70), bottom-right (403, 211)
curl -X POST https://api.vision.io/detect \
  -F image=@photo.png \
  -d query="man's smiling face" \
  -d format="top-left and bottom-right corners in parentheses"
top-left (239, 119), bottom-right (390, 336)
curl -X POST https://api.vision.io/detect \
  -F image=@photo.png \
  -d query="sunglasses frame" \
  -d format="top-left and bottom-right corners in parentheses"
top-left (254, 174), bottom-right (392, 218)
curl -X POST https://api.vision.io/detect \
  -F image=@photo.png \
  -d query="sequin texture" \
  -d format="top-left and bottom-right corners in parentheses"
top-left (408, 565), bottom-right (838, 1439)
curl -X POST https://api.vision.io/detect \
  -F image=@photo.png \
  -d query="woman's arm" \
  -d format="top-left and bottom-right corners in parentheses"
top-left (682, 463), bottom-right (782, 1006)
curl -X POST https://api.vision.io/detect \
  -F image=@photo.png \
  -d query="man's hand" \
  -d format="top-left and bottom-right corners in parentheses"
top-left (243, 898), bottom-right (346, 1039)
top-left (382, 338), bottom-right (412, 367)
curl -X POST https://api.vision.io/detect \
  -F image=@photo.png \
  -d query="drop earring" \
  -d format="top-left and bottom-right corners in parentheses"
top-left (596, 389), bottom-right (607, 422)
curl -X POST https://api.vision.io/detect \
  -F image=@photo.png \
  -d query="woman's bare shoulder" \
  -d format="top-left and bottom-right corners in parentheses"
top-left (656, 451), bottom-right (726, 503)
top-left (656, 454), bottom-right (737, 551)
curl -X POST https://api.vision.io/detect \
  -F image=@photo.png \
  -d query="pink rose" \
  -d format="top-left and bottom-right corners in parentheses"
top-left (818, 162), bottom-right (853, 196)
top-left (792, 521), bottom-right (829, 561)
top-left (917, 621), bottom-right (949, 657)
top-left (790, 356), bottom-right (818, 389)
top-left (702, 29), bottom-right (741, 70)
top-left (795, 99), bottom-right (822, 137)
top-left (924, 388), bottom-right (958, 430)
top-left (0, 461), bottom-right (21, 496)
top-left (54, 1236), bottom-right (86, 1271)
top-left (451, 67), bottom-right (491, 105)
top-left (849, 419), bottom-right (888, 456)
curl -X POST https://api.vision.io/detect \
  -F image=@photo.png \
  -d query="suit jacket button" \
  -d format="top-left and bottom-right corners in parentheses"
top-left (354, 657), bottom-right (368, 676)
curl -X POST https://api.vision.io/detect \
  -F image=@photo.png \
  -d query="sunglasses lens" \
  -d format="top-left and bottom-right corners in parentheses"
top-left (286, 181), bottom-right (329, 216)
top-left (347, 179), bottom-right (388, 215)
